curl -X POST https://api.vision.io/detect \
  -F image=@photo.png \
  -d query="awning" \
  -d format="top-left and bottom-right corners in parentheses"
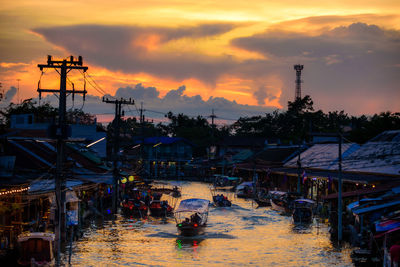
top-left (375, 226), bottom-right (400, 238)
top-left (29, 179), bottom-right (83, 194)
top-left (323, 181), bottom-right (400, 200)
top-left (375, 219), bottom-right (400, 232)
top-left (175, 198), bottom-right (210, 213)
top-left (352, 200), bottom-right (400, 215)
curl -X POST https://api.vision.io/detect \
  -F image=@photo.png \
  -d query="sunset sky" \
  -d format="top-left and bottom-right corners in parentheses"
top-left (0, 0), bottom-right (399, 121)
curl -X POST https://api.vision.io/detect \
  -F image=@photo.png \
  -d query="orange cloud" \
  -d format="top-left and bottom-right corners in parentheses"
top-left (132, 33), bottom-right (162, 52)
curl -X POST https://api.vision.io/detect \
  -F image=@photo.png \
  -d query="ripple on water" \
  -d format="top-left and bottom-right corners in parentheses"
top-left (66, 182), bottom-right (353, 266)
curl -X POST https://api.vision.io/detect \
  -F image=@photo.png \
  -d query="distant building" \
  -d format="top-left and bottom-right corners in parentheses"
top-left (216, 136), bottom-right (268, 158)
top-left (126, 136), bottom-right (194, 178)
top-left (9, 114), bottom-right (106, 158)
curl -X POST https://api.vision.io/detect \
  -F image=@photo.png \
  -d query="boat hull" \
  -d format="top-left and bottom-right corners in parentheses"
top-left (149, 208), bottom-right (173, 217)
top-left (122, 207), bottom-right (148, 217)
top-left (177, 225), bottom-right (205, 236)
top-left (254, 198), bottom-right (271, 207)
top-left (270, 199), bottom-right (288, 213)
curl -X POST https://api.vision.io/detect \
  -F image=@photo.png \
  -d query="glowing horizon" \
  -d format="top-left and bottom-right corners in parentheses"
top-left (0, 0), bottom-right (399, 116)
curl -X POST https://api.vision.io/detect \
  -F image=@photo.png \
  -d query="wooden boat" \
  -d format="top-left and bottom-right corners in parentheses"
top-left (270, 191), bottom-right (302, 213)
top-left (292, 199), bottom-right (315, 224)
top-left (149, 200), bottom-right (174, 217)
top-left (269, 191), bottom-right (288, 212)
top-left (17, 232), bottom-right (55, 267)
top-left (175, 198), bottom-right (210, 236)
top-left (213, 175), bottom-right (242, 191)
top-left (235, 182), bottom-right (255, 198)
top-left (150, 182), bottom-right (182, 198)
top-left (254, 189), bottom-right (271, 207)
top-left (210, 188), bottom-right (232, 207)
top-left (121, 198), bottom-right (148, 218)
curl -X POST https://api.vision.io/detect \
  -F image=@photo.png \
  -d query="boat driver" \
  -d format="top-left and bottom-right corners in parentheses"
top-left (191, 213), bottom-right (201, 224)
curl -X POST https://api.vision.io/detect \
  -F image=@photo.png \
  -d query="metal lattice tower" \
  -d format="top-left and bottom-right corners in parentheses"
top-left (294, 64), bottom-right (304, 100)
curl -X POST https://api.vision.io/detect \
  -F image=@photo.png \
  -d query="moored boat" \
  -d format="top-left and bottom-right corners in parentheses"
top-left (269, 191), bottom-right (288, 212)
top-left (270, 191), bottom-right (301, 214)
top-left (17, 232), bottom-right (55, 267)
top-left (121, 198), bottom-right (148, 218)
top-left (149, 200), bottom-right (174, 217)
top-left (213, 175), bottom-right (242, 191)
top-left (292, 199), bottom-right (315, 224)
top-left (254, 188), bottom-right (271, 207)
top-left (175, 198), bottom-right (210, 236)
top-left (235, 182), bottom-right (255, 198)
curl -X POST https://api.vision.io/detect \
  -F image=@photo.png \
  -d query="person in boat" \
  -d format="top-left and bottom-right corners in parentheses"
top-left (190, 213), bottom-right (201, 224)
top-left (144, 192), bottom-right (151, 206)
top-left (134, 197), bottom-right (142, 207)
top-left (184, 218), bottom-right (190, 225)
top-left (161, 201), bottom-right (173, 213)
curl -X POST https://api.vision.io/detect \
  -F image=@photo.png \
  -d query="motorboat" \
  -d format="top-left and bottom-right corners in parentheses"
top-left (149, 200), bottom-right (174, 217)
top-left (175, 198), bottom-right (210, 236)
top-left (292, 199), bottom-right (315, 224)
top-left (17, 232), bottom-right (55, 267)
top-left (253, 188), bottom-right (271, 207)
top-left (121, 198), bottom-right (148, 218)
top-left (210, 188), bottom-right (232, 207)
top-left (235, 182), bottom-right (255, 198)
top-left (150, 181), bottom-right (182, 198)
top-left (269, 191), bottom-right (288, 212)
top-left (213, 175), bottom-right (242, 191)
top-left (270, 191), bottom-right (301, 214)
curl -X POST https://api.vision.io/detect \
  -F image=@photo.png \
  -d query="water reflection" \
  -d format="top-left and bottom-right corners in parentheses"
top-left (65, 182), bottom-right (353, 266)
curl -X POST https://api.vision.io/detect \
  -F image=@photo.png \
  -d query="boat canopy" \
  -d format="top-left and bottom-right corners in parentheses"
top-left (175, 198), bottom-right (210, 213)
top-left (236, 182), bottom-right (254, 190)
top-left (375, 226), bottom-right (400, 238)
top-left (352, 200), bottom-right (400, 215)
top-left (294, 199), bottom-right (315, 204)
top-left (269, 191), bottom-right (287, 196)
top-left (225, 176), bottom-right (241, 181)
top-left (375, 219), bottom-right (400, 232)
top-left (18, 232), bottom-right (55, 242)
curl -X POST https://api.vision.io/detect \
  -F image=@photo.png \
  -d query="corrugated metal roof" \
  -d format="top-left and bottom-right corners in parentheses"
top-left (284, 143), bottom-right (360, 169)
top-left (353, 200), bottom-right (400, 215)
top-left (342, 141), bottom-right (400, 175)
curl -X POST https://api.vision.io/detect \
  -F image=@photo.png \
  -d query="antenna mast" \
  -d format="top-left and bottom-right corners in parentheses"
top-left (294, 64), bottom-right (304, 100)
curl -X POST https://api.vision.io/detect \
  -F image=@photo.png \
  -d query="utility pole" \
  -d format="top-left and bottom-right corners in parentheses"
top-left (37, 55), bottom-right (88, 266)
top-left (210, 109), bottom-right (216, 128)
top-left (0, 82), bottom-right (3, 102)
top-left (16, 78), bottom-right (21, 104)
top-left (309, 131), bottom-right (345, 244)
top-left (338, 133), bottom-right (343, 244)
top-left (102, 97), bottom-right (134, 214)
top-left (139, 102), bottom-right (145, 176)
top-left (296, 144), bottom-right (302, 194)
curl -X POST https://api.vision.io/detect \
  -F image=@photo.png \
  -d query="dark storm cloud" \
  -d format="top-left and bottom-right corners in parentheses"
top-left (231, 22), bottom-right (400, 113)
top-left (232, 22), bottom-right (400, 61)
top-left (4, 86), bottom-right (17, 102)
top-left (31, 20), bottom-right (400, 114)
top-left (33, 24), bottom-right (237, 83)
top-left (35, 83), bottom-right (272, 122)
top-left (115, 84), bottom-right (160, 99)
top-left (253, 85), bottom-right (277, 105)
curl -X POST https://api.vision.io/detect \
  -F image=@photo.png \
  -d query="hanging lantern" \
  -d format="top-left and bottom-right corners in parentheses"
top-left (121, 177), bottom-right (127, 184)
top-left (128, 176), bottom-right (134, 182)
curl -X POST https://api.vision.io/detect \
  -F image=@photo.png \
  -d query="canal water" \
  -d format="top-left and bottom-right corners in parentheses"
top-left (64, 181), bottom-right (353, 266)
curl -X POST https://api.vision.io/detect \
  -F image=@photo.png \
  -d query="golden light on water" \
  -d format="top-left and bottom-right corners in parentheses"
top-left (66, 182), bottom-right (352, 266)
